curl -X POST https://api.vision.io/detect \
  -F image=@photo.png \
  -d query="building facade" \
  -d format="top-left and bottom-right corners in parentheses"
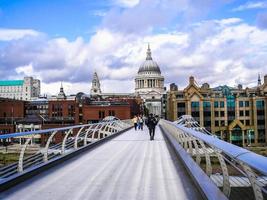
top-left (135, 45), bottom-right (165, 116)
top-left (0, 77), bottom-right (40, 100)
top-left (167, 75), bottom-right (267, 146)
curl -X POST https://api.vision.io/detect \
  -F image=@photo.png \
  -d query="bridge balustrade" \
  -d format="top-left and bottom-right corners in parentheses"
top-left (160, 117), bottom-right (267, 200)
top-left (0, 117), bottom-right (132, 183)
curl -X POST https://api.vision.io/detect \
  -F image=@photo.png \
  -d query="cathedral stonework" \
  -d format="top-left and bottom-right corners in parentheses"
top-left (135, 45), bottom-right (165, 116)
top-left (90, 71), bottom-right (102, 96)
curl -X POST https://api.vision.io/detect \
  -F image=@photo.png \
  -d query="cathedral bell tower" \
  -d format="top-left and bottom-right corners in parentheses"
top-left (90, 71), bottom-right (102, 96)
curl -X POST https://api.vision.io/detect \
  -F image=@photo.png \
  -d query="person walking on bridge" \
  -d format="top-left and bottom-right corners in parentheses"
top-left (145, 114), bottom-right (158, 140)
top-left (132, 115), bottom-right (138, 131)
top-left (138, 115), bottom-right (144, 131)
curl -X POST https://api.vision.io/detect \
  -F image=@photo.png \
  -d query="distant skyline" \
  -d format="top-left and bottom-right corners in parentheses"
top-left (0, 0), bottom-right (267, 95)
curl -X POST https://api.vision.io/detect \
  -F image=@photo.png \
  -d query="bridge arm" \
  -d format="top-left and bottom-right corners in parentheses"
top-left (17, 136), bottom-right (34, 173)
top-left (43, 131), bottom-right (58, 162)
top-left (159, 124), bottom-right (228, 200)
top-left (74, 126), bottom-right (85, 150)
top-left (61, 129), bottom-right (73, 154)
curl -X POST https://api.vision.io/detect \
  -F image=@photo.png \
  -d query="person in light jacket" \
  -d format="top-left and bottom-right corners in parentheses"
top-left (132, 115), bottom-right (138, 131)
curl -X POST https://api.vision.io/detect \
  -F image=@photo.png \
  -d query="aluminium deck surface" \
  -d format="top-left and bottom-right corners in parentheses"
top-left (0, 127), bottom-right (202, 200)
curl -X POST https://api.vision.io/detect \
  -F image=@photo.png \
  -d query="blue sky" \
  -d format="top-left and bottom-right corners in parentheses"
top-left (0, 0), bottom-right (267, 94)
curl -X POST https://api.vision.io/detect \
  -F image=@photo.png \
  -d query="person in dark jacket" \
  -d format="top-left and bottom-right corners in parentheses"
top-left (145, 114), bottom-right (158, 140)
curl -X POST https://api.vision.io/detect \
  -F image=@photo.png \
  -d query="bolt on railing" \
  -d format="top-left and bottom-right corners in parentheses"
top-left (0, 117), bottom-right (132, 179)
top-left (160, 117), bottom-right (267, 200)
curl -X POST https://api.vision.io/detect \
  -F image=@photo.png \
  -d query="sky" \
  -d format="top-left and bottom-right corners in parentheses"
top-left (0, 0), bottom-right (267, 95)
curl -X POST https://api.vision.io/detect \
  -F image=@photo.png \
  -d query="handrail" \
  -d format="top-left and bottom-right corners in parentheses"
top-left (0, 117), bottom-right (132, 180)
top-left (0, 120), bottom-right (119, 139)
top-left (175, 123), bottom-right (267, 175)
top-left (160, 118), bottom-right (267, 200)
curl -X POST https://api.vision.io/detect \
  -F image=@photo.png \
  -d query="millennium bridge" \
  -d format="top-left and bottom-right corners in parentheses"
top-left (0, 116), bottom-right (266, 200)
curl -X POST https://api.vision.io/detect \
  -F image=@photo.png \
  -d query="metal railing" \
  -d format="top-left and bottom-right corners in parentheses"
top-left (160, 116), bottom-right (267, 200)
top-left (0, 117), bottom-right (132, 180)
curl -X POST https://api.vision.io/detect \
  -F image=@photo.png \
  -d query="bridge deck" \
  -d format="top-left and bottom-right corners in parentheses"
top-left (0, 127), bottom-right (202, 200)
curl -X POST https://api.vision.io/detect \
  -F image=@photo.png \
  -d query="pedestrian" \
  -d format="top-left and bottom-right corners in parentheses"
top-left (137, 115), bottom-right (141, 130)
top-left (139, 115), bottom-right (144, 131)
top-left (145, 113), bottom-right (158, 140)
top-left (132, 115), bottom-right (138, 131)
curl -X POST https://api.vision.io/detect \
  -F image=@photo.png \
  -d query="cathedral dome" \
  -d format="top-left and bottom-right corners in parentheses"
top-left (138, 45), bottom-right (161, 74)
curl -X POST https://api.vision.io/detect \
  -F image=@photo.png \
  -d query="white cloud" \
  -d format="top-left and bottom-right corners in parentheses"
top-left (1, 17), bottom-right (267, 95)
top-left (102, 79), bottom-right (135, 93)
top-left (214, 18), bottom-right (243, 26)
top-left (15, 63), bottom-right (34, 74)
top-left (0, 28), bottom-right (41, 41)
top-left (232, 1), bottom-right (267, 12)
top-left (114, 0), bottom-right (140, 8)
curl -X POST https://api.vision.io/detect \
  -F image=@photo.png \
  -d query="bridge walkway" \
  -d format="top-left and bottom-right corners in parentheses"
top-left (0, 127), bottom-right (202, 200)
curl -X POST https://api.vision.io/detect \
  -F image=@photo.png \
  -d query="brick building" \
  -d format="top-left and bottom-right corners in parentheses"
top-left (0, 98), bottom-right (26, 135)
top-left (0, 84), bottom-right (137, 145)
top-left (167, 75), bottom-right (267, 146)
top-left (81, 101), bottom-right (130, 124)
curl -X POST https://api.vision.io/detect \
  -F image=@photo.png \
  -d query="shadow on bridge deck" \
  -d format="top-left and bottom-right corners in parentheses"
top-left (0, 127), bottom-right (202, 200)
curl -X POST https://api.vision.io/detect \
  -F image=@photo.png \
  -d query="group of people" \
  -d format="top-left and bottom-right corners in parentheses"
top-left (132, 115), bottom-right (144, 131)
top-left (132, 114), bottom-right (159, 140)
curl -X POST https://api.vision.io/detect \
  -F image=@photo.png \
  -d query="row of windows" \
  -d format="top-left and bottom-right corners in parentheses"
top-left (215, 111), bottom-right (224, 117)
top-left (214, 120), bottom-right (251, 126)
top-left (0, 86), bottom-right (23, 89)
top-left (214, 101), bottom-right (224, 108)
top-left (179, 107), bottom-right (261, 118)
top-left (182, 100), bottom-right (265, 109)
top-left (239, 110), bottom-right (250, 117)
top-left (99, 110), bottom-right (116, 119)
top-left (0, 89), bottom-right (23, 92)
top-left (239, 101), bottom-right (250, 107)
top-left (178, 111), bottom-right (262, 124)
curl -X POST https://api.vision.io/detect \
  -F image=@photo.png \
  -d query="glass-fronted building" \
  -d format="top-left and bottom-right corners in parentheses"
top-left (167, 75), bottom-right (267, 146)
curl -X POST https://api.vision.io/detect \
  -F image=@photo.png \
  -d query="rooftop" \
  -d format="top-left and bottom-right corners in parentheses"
top-left (0, 80), bottom-right (24, 86)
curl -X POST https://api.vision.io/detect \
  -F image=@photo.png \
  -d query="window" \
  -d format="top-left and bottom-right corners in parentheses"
top-left (240, 110), bottom-right (244, 117)
top-left (239, 101), bottom-right (244, 107)
top-left (215, 111), bottom-right (219, 117)
top-left (227, 97), bottom-right (235, 108)
top-left (108, 110), bottom-right (115, 116)
top-left (221, 121), bottom-right (225, 126)
top-left (191, 101), bottom-right (199, 108)
top-left (220, 101), bottom-right (225, 108)
top-left (99, 110), bottom-right (105, 119)
top-left (245, 101), bottom-right (249, 107)
top-left (176, 94), bottom-right (184, 98)
top-left (177, 102), bottom-right (186, 108)
top-left (245, 110), bottom-right (249, 116)
top-left (215, 120), bottom-right (219, 126)
top-left (246, 120), bottom-right (250, 126)
top-left (214, 101), bottom-right (219, 108)
top-left (256, 100), bottom-right (265, 108)
top-left (203, 101), bottom-right (211, 108)
top-left (220, 111), bottom-right (225, 117)
top-left (79, 115), bottom-right (83, 123)
top-left (177, 102), bottom-right (186, 117)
